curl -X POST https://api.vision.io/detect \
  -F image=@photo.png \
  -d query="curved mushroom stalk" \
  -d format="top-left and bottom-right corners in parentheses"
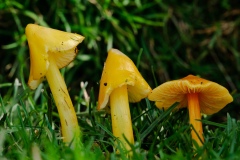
top-left (46, 56), bottom-right (80, 144)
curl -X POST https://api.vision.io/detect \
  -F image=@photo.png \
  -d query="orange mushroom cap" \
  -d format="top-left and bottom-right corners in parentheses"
top-left (25, 24), bottom-right (85, 89)
top-left (97, 49), bottom-right (152, 110)
top-left (148, 75), bottom-right (233, 115)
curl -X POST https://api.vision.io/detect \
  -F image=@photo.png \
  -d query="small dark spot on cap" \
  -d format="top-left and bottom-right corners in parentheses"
top-left (201, 82), bottom-right (203, 84)
top-left (75, 47), bottom-right (78, 53)
top-left (104, 83), bottom-right (107, 86)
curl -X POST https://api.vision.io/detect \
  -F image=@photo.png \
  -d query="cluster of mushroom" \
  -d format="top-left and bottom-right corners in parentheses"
top-left (97, 50), bottom-right (233, 151)
top-left (25, 24), bottom-right (233, 153)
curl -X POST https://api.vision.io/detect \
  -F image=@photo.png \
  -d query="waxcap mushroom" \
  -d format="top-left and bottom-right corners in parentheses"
top-left (26, 24), bottom-right (84, 89)
top-left (25, 24), bottom-right (84, 147)
top-left (148, 75), bottom-right (233, 147)
top-left (97, 48), bottom-right (152, 110)
top-left (148, 74), bottom-right (233, 115)
top-left (97, 48), bottom-right (151, 154)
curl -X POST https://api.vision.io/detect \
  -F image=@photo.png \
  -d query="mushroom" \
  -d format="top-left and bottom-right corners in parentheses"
top-left (148, 75), bottom-right (233, 147)
top-left (97, 49), bottom-right (152, 152)
top-left (25, 24), bottom-right (84, 146)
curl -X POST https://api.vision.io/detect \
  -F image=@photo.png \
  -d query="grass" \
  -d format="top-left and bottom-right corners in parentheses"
top-left (1, 0), bottom-right (240, 159)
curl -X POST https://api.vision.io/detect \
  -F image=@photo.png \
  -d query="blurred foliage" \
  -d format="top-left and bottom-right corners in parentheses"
top-left (1, 0), bottom-right (240, 116)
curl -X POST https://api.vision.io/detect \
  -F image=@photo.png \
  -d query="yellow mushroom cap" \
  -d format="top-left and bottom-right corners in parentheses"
top-left (148, 75), bottom-right (233, 115)
top-left (97, 49), bottom-right (152, 110)
top-left (25, 24), bottom-right (85, 89)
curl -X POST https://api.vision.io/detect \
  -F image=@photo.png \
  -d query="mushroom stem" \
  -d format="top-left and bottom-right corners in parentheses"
top-left (110, 85), bottom-right (134, 151)
top-left (187, 93), bottom-right (204, 147)
top-left (46, 56), bottom-right (80, 146)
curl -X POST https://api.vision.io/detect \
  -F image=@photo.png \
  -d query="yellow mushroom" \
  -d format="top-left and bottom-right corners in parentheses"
top-left (148, 75), bottom-right (233, 147)
top-left (97, 49), bottom-right (152, 152)
top-left (25, 24), bottom-right (84, 147)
